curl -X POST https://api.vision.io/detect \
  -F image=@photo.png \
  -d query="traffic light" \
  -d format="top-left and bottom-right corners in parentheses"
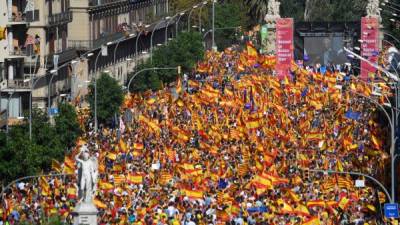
top-left (177, 66), bottom-right (181, 75)
top-left (0, 27), bottom-right (6, 40)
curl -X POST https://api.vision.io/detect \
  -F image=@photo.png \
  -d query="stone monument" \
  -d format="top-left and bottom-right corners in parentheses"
top-left (366, 0), bottom-right (383, 50)
top-left (264, 0), bottom-right (281, 54)
top-left (73, 145), bottom-right (99, 225)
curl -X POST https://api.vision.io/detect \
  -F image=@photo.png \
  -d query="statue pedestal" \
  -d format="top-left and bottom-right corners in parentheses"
top-left (73, 202), bottom-right (98, 225)
top-left (264, 14), bottom-right (280, 54)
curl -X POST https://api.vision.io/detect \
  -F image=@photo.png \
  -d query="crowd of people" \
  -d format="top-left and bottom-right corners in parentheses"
top-left (0, 42), bottom-right (396, 225)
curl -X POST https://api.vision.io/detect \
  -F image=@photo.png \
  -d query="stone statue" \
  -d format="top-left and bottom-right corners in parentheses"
top-left (267, 0), bottom-right (280, 16)
top-left (75, 145), bottom-right (98, 203)
top-left (366, 0), bottom-right (380, 17)
top-left (265, 0), bottom-right (281, 22)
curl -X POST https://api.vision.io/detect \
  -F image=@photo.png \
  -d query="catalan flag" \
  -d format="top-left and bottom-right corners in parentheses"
top-left (302, 217), bottom-right (320, 225)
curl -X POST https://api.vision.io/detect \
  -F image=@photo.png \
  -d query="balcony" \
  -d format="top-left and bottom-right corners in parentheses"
top-left (0, 79), bottom-right (31, 91)
top-left (8, 9), bottom-right (39, 24)
top-left (69, 32), bottom-right (125, 50)
top-left (46, 11), bottom-right (73, 27)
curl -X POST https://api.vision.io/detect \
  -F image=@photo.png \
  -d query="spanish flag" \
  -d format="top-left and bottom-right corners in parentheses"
top-left (246, 42), bottom-right (258, 58)
top-left (119, 139), bottom-right (127, 152)
top-left (302, 217), bottom-right (320, 225)
top-left (99, 181), bottom-right (114, 190)
top-left (183, 189), bottom-right (203, 199)
top-left (67, 187), bottom-right (77, 199)
top-left (176, 78), bottom-right (182, 94)
top-left (306, 200), bottom-right (326, 208)
top-left (93, 198), bottom-right (107, 209)
top-left (338, 196), bottom-right (350, 210)
top-left (294, 204), bottom-right (310, 217)
top-left (138, 115), bottom-right (161, 134)
top-left (127, 174), bottom-right (143, 184)
top-left (51, 159), bottom-right (62, 173)
top-left (133, 142), bottom-right (144, 150)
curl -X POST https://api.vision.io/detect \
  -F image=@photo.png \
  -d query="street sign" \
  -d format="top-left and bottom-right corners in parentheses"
top-left (384, 203), bottom-right (399, 218)
top-left (49, 108), bottom-right (59, 116)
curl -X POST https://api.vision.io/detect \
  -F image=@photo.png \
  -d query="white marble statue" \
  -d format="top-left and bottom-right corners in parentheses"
top-left (366, 0), bottom-right (380, 17)
top-left (268, 0), bottom-right (280, 16)
top-left (75, 145), bottom-right (98, 203)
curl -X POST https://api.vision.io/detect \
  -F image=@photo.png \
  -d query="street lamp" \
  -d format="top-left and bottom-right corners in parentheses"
top-left (151, 18), bottom-right (169, 64)
top-left (344, 47), bottom-right (398, 81)
top-left (188, 5), bottom-right (199, 32)
top-left (176, 12), bottom-right (186, 37)
top-left (166, 14), bottom-right (180, 44)
top-left (127, 67), bottom-right (180, 93)
top-left (6, 89), bottom-right (16, 141)
top-left (48, 69), bottom-right (58, 117)
top-left (199, 1), bottom-right (208, 32)
top-left (135, 24), bottom-right (151, 66)
top-left (93, 42), bottom-right (112, 133)
top-left (113, 33), bottom-right (136, 77)
top-left (27, 75), bottom-right (48, 140)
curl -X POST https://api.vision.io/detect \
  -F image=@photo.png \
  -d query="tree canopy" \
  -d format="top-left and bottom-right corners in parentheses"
top-left (87, 73), bottom-right (124, 124)
top-left (128, 31), bottom-right (204, 92)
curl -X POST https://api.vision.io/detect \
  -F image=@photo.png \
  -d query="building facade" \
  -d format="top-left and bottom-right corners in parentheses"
top-left (0, 0), bottom-right (75, 127)
top-left (0, 0), bottom-right (170, 128)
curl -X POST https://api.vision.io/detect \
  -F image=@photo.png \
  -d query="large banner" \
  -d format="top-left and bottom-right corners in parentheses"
top-left (276, 18), bottom-right (294, 79)
top-left (360, 17), bottom-right (379, 80)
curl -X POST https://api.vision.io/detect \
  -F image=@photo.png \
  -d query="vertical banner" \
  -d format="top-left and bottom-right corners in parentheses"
top-left (276, 18), bottom-right (294, 79)
top-left (361, 17), bottom-right (379, 80)
top-left (260, 24), bottom-right (268, 54)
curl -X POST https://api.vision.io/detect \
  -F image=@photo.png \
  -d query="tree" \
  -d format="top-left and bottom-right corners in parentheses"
top-left (128, 32), bottom-right (204, 92)
top-left (213, 2), bottom-right (249, 50)
top-left (55, 103), bottom-right (81, 150)
top-left (87, 73), bottom-right (124, 124)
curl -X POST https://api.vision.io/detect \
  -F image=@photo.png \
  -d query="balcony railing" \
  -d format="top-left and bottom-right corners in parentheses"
top-left (9, 10), bottom-right (39, 23)
top-left (69, 32), bottom-right (125, 50)
top-left (47, 11), bottom-right (73, 26)
top-left (5, 79), bottom-right (31, 89)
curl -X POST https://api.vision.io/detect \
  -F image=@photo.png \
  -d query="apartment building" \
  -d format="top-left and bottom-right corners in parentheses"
top-left (0, 0), bottom-right (170, 128)
top-left (0, 0), bottom-right (76, 127)
top-left (68, 0), bottom-right (169, 87)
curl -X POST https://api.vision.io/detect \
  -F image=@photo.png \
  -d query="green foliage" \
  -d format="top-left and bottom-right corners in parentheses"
top-left (213, 2), bottom-right (248, 50)
top-left (87, 73), bottom-right (124, 123)
top-left (0, 103), bottom-right (81, 183)
top-left (128, 32), bottom-right (204, 92)
top-left (55, 103), bottom-right (81, 149)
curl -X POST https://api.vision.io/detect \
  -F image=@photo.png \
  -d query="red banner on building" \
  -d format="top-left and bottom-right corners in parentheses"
top-left (276, 18), bottom-right (294, 79)
top-left (360, 17), bottom-right (379, 80)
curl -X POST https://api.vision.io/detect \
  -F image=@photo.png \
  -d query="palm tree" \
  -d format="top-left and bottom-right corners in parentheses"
top-left (245, 0), bottom-right (269, 23)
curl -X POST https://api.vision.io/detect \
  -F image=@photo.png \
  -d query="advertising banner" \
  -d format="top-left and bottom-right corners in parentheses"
top-left (360, 17), bottom-right (379, 80)
top-left (260, 24), bottom-right (268, 54)
top-left (276, 18), bottom-right (294, 79)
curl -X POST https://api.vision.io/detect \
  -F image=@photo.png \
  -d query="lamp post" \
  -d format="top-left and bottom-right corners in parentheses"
top-left (299, 168), bottom-right (393, 203)
top-left (176, 12), bottom-right (186, 37)
top-left (165, 15), bottom-right (177, 44)
top-left (135, 24), bottom-right (151, 67)
top-left (202, 26), bottom-right (240, 49)
top-left (151, 18), bottom-right (168, 64)
top-left (188, 5), bottom-right (199, 32)
top-left (6, 89), bottom-right (16, 140)
top-left (27, 75), bottom-right (48, 140)
top-left (93, 42), bottom-right (112, 133)
top-left (47, 69), bottom-right (58, 117)
top-left (127, 67), bottom-right (180, 93)
top-left (113, 33), bottom-right (136, 77)
top-left (198, 1), bottom-right (208, 32)
top-left (347, 89), bottom-right (397, 203)
top-left (212, 0), bottom-right (216, 50)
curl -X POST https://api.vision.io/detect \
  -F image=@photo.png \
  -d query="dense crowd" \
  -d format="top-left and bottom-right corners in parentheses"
top-left (0, 43), bottom-right (396, 225)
